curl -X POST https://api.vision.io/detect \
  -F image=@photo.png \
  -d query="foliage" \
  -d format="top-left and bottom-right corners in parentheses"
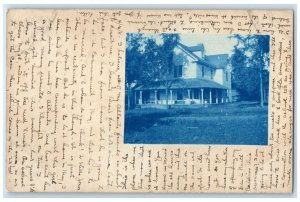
top-left (126, 33), bottom-right (180, 84)
top-left (230, 35), bottom-right (270, 102)
top-left (125, 33), bottom-right (180, 107)
top-left (125, 33), bottom-right (145, 85)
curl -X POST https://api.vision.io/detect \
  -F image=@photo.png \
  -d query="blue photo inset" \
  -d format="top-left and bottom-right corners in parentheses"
top-left (124, 33), bottom-right (269, 145)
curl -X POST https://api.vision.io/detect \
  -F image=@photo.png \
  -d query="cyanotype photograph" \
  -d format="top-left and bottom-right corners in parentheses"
top-left (124, 33), bottom-right (270, 145)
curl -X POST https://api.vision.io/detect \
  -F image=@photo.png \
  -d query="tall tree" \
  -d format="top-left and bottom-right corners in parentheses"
top-left (125, 33), bottom-right (145, 109)
top-left (230, 34), bottom-right (270, 106)
top-left (144, 34), bottom-right (180, 106)
top-left (125, 33), bottom-right (180, 108)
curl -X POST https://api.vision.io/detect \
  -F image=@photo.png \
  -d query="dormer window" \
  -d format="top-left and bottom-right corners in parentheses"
top-left (174, 65), bottom-right (182, 78)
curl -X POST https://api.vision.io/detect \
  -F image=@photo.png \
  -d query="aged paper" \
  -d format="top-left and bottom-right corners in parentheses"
top-left (6, 9), bottom-right (293, 193)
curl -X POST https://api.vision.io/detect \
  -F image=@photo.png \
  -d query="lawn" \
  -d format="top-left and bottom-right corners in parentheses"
top-left (124, 102), bottom-right (268, 145)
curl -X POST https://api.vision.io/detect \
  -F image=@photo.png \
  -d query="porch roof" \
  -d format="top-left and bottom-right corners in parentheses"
top-left (134, 78), bottom-right (229, 90)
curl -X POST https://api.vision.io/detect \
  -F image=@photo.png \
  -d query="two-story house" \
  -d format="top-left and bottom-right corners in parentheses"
top-left (133, 42), bottom-right (232, 106)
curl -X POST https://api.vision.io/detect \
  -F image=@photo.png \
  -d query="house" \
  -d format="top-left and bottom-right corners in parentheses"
top-left (132, 42), bottom-right (232, 106)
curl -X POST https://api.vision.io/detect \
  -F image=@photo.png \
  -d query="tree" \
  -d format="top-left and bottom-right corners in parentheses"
top-left (150, 34), bottom-right (180, 106)
top-left (125, 33), bottom-right (180, 108)
top-left (125, 33), bottom-right (145, 109)
top-left (230, 34), bottom-right (270, 106)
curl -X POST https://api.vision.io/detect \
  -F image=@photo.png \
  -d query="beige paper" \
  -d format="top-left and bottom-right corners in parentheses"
top-left (6, 9), bottom-right (293, 193)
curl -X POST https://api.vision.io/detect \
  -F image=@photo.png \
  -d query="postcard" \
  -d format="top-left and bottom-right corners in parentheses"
top-left (6, 9), bottom-right (293, 193)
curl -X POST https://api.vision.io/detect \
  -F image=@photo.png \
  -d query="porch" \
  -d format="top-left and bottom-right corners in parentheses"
top-left (134, 88), bottom-right (231, 106)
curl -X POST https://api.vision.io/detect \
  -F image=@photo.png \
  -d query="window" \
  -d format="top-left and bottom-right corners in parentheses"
top-left (211, 69), bottom-right (213, 79)
top-left (174, 65), bottom-right (183, 78)
top-left (202, 66), bottom-right (204, 77)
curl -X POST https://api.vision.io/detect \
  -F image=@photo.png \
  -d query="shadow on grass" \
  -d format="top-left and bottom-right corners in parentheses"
top-left (124, 102), bottom-right (268, 145)
top-left (125, 109), bottom-right (193, 134)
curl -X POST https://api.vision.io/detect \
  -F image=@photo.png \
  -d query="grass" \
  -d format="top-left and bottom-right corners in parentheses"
top-left (124, 102), bottom-right (268, 145)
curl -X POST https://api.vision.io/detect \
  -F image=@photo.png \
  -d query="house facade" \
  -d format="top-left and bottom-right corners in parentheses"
top-left (133, 42), bottom-right (232, 106)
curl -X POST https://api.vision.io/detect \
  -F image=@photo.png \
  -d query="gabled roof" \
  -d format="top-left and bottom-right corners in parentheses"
top-left (134, 78), bottom-right (228, 90)
top-left (186, 44), bottom-right (205, 52)
top-left (205, 54), bottom-right (229, 69)
top-left (176, 43), bottom-right (228, 69)
top-left (177, 43), bottom-right (201, 61)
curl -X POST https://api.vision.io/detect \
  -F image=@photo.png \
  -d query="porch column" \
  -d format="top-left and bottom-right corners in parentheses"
top-left (228, 89), bottom-right (232, 102)
top-left (209, 89), bottom-right (212, 104)
top-left (170, 90), bottom-right (173, 104)
top-left (226, 89), bottom-right (229, 103)
top-left (154, 90), bottom-right (158, 104)
top-left (187, 89), bottom-right (191, 105)
top-left (201, 88), bottom-right (204, 104)
top-left (139, 91), bottom-right (143, 104)
top-left (191, 89), bottom-right (194, 100)
top-left (216, 90), bottom-right (218, 104)
top-left (134, 91), bottom-right (137, 104)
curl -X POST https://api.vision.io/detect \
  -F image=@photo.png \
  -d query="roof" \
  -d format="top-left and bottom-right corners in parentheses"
top-left (186, 44), bottom-right (205, 52)
top-left (177, 43), bottom-right (228, 69)
top-left (205, 54), bottom-right (229, 69)
top-left (134, 78), bottom-right (228, 91)
top-left (177, 43), bottom-right (201, 60)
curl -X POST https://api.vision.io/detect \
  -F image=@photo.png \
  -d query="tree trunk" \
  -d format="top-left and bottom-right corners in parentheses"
top-left (260, 70), bottom-right (264, 107)
top-left (127, 85), bottom-right (131, 110)
top-left (263, 86), bottom-right (266, 103)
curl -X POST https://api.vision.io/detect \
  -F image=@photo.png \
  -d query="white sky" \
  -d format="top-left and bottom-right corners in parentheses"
top-left (141, 33), bottom-right (238, 56)
top-left (180, 34), bottom-right (237, 56)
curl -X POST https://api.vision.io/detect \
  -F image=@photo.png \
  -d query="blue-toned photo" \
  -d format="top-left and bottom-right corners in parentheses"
top-left (124, 33), bottom-right (270, 145)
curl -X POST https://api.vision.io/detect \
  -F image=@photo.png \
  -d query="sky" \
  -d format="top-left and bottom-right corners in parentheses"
top-left (136, 33), bottom-right (238, 56)
top-left (180, 34), bottom-right (237, 56)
